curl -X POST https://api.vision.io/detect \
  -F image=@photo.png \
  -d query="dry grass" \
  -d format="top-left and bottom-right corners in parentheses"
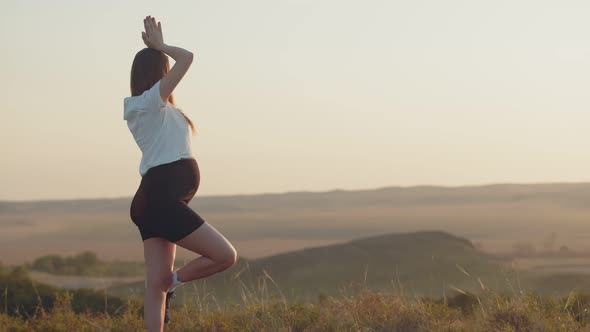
top-left (4, 271), bottom-right (590, 332)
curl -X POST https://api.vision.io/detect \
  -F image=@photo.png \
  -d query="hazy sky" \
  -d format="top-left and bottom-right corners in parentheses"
top-left (2, 0), bottom-right (590, 201)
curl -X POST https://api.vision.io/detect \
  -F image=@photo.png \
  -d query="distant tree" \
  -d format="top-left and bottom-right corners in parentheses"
top-left (9, 265), bottom-right (29, 279)
top-left (68, 251), bottom-right (100, 274)
top-left (543, 232), bottom-right (557, 252)
top-left (73, 251), bottom-right (99, 266)
top-left (512, 242), bottom-right (535, 256)
top-left (558, 245), bottom-right (572, 254)
top-left (32, 255), bottom-right (64, 273)
top-left (29, 251), bottom-right (144, 277)
top-left (0, 271), bottom-right (130, 318)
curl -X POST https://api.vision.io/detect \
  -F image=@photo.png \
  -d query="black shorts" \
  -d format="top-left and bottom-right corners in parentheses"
top-left (130, 157), bottom-right (206, 242)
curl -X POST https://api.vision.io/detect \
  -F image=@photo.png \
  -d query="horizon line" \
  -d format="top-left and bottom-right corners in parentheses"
top-left (2, 180), bottom-right (590, 203)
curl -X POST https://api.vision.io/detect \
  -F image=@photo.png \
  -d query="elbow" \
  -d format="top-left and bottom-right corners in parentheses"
top-left (179, 51), bottom-right (194, 67)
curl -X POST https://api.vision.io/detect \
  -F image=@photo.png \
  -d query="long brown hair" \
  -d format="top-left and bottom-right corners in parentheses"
top-left (130, 48), bottom-right (196, 136)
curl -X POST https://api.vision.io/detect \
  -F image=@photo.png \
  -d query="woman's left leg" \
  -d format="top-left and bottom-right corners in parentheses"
top-left (173, 221), bottom-right (237, 283)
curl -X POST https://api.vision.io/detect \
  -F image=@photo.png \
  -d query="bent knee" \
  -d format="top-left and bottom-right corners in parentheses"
top-left (217, 247), bottom-right (237, 269)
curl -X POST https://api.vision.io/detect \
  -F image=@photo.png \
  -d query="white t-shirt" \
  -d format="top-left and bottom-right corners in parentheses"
top-left (123, 80), bottom-right (195, 177)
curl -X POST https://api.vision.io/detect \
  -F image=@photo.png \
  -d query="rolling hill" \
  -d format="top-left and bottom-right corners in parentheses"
top-left (108, 230), bottom-right (519, 304)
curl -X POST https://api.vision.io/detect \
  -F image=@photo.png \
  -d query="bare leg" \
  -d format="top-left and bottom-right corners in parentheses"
top-left (143, 237), bottom-right (176, 332)
top-left (173, 221), bottom-right (237, 283)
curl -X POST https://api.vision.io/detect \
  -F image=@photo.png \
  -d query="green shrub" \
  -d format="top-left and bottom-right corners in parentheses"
top-left (0, 271), bottom-right (133, 319)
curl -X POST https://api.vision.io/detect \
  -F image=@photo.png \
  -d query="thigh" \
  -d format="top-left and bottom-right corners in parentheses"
top-left (149, 201), bottom-right (206, 243)
top-left (143, 237), bottom-right (176, 289)
top-left (174, 221), bottom-right (235, 260)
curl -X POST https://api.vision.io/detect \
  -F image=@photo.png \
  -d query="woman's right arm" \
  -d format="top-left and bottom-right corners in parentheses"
top-left (142, 16), bottom-right (194, 103)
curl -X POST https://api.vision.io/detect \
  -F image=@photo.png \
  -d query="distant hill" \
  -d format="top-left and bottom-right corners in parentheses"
top-left (109, 230), bottom-right (518, 304)
top-left (4, 182), bottom-right (590, 213)
top-left (3, 182), bottom-right (590, 264)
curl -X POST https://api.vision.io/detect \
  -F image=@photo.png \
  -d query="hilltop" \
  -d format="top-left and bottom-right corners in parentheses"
top-left (110, 230), bottom-right (517, 304)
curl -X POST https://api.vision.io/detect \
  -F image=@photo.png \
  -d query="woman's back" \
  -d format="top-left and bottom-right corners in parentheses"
top-left (124, 80), bottom-right (195, 177)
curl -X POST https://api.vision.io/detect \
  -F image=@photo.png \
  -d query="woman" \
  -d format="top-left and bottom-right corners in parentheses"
top-left (124, 16), bottom-right (237, 331)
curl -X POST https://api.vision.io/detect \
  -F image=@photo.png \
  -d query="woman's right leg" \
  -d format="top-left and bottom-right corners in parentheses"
top-left (173, 221), bottom-right (237, 283)
top-left (143, 237), bottom-right (176, 332)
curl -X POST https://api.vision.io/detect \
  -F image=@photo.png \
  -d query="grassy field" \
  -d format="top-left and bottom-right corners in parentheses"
top-left (5, 230), bottom-right (590, 330)
top-left (3, 284), bottom-right (590, 331)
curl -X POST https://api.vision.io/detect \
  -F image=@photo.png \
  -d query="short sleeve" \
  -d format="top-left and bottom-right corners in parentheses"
top-left (123, 80), bottom-right (167, 119)
top-left (143, 80), bottom-right (166, 111)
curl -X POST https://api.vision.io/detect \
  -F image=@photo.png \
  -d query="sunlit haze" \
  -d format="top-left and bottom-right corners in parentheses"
top-left (2, 0), bottom-right (590, 201)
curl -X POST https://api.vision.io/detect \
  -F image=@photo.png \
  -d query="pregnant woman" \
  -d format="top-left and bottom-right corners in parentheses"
top-left (124, 16), bottom-right (237, 331)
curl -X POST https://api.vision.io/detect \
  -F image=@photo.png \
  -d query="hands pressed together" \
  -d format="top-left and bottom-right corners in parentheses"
top-left (142, 15), bottom-right (165, 51)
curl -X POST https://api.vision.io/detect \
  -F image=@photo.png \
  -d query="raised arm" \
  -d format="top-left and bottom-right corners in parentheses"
top-left (142, 16), bottom-right (194, 104)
